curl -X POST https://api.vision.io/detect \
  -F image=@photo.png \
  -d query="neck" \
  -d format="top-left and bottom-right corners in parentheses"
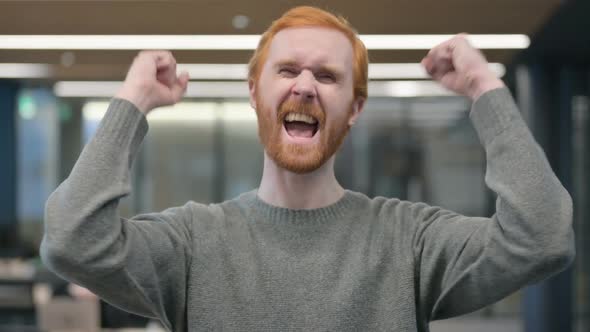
top-left (257, 153), bottom-right (345, 209)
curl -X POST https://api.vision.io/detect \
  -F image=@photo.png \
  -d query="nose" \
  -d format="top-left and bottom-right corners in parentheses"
top-left (292, 70), bottom-right (316, 101)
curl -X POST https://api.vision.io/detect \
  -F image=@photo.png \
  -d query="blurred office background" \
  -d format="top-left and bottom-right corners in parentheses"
top-left (0, 0), bottom-right (588, 331)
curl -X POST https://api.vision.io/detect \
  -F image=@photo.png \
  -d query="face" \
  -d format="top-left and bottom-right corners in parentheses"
top-left (250, 27), bottom-right (364, 174)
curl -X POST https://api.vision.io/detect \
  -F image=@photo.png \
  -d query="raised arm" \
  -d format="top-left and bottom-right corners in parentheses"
top-left (41, 51), bottom-right (192, 331)
top-left (413, 35), bottom-right (575, 321)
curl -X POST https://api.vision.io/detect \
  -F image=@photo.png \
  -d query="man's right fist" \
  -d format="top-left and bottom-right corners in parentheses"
top-left (115, 51), bottom-right (189, 114)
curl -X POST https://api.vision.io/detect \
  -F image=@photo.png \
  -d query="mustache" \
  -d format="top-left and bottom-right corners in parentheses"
top-left (277, 98), bottom-right (326, 125)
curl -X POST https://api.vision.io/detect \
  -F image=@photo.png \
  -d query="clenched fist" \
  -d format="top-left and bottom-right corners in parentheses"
top-left (115, 51), bottom-right (189, 114)
top-left (421, 34), bottom-right (505, 101)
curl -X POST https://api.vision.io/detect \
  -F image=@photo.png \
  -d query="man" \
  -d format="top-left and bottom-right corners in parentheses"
top-left (41, 6), bottom-right (574, 332)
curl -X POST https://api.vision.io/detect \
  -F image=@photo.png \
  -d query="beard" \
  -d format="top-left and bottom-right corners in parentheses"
top-left (255, 92), bottom-right (353, 174)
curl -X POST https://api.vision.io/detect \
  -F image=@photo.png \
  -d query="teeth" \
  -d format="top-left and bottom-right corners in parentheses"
top-left (284, 113), bottom-right (318, 124)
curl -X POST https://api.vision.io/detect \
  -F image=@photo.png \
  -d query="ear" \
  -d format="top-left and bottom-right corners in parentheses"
top-left (348, 96), bottom-right (366, 126)
top-left (248, 79), bottom-right (257, 109)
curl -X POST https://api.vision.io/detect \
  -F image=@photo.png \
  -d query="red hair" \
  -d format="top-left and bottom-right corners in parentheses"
top-left (248, 6), bottom-right (368, 99)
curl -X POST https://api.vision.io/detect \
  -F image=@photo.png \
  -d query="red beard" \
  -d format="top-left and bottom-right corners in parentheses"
top-left (255, 93), bottom-right (352, 174)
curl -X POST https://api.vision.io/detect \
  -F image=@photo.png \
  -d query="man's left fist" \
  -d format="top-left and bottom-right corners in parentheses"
top-left (421, 34), bottom-right (505, 101)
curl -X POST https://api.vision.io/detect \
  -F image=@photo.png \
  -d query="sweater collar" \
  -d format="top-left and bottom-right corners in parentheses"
top-left (240, 189), bottom-right (358, 223)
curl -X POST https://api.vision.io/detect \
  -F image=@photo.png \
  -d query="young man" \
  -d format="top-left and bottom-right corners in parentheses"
top-left (42, 6), bottom-right (574, 332)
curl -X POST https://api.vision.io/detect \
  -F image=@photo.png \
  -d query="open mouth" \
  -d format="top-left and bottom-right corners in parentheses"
top-left (283, 112), bottom-right (319, 138)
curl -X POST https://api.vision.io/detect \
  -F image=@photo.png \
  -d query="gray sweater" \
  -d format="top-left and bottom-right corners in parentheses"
top-left (41, 88), bottom-right (574, 332)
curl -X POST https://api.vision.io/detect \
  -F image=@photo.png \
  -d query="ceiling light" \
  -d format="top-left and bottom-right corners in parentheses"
top-left (56, 80), bottom-right (464, 98)
top-left (0, 35), bottom-right (259, 50)
top-left (83, 101), bottom-right (256, 123)
top-left (60, 52), bottom-right (76, 67)
top-left (232, 15), bottom-right (250, 30)
top-left (0, 34), bottom-right (529, 50)
top-left (368, 81), bottom-right (456, 97)
top-left (180, 62), bottom-right (505, 80)
top-left (2, 62), bottom-right (506, 80)
top-left (368, 63), bottom-right (505, 79)
top-left (0, 63), bottom-right (53, 78)
top-left (177, 64), bottom-right (249, 80)
top-left (361, 34), bottom-right (530, 49)
top-left (54, 81), bottom-right (250, 98)
top-left (83, 101), bottom-right (218, 122)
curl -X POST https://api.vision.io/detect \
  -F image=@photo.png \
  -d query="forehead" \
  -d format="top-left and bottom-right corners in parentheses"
top-left (266, 27), bottom-right (354, 70)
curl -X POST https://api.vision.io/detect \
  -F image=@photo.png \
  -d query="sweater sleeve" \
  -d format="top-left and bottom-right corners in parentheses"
top-left (412, 88), bottom-right (575, 322)
top-left (40, 99), bottom-right (192, 332)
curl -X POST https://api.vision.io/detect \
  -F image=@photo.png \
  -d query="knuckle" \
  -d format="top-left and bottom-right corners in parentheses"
top-left (162, 50), bottom-right (172, 59)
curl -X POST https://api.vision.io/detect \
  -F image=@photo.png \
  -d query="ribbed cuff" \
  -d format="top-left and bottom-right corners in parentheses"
top-left (96, 98), bottom-right (147, 141)
top-left (93, 98), bottom-right (149, 162)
